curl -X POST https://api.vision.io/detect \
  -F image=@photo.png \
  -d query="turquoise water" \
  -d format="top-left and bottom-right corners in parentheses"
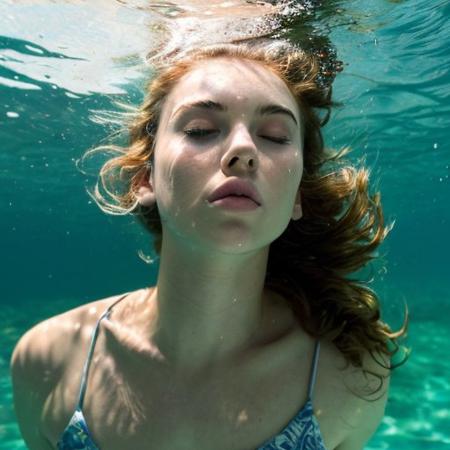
top-left (1, 0), bottom-right (449, 448)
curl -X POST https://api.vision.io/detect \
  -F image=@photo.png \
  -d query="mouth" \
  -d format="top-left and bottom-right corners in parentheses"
top-left (208, 178), bottom-right (262, 206)
top-left (214, 194), bottom-right (256, 201)
top-left (209, 195), bottom-right (260, 210)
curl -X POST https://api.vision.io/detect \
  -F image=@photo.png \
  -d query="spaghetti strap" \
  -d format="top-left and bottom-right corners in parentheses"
top-left (75, 292), bottom-right (131, 411)
top-left (59, 300), bottom-right (328, 450)
top-left (306, 339), bottom-right (321, 401)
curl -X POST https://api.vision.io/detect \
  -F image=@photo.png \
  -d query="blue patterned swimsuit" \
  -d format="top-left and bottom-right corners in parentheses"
top-left (57, 293), bottom-right (328, 450)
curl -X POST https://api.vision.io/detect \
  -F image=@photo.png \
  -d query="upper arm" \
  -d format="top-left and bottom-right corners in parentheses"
top-left (336, 349), bottom-right (391, 450)
top-left (10, 296), bottom-right (117, 449)
top-left (10, 321), bottom-right (64, 450)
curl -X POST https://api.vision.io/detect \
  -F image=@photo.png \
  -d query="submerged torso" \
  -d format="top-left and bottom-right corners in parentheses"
top-left (40, 288), bottom-right (362, 450)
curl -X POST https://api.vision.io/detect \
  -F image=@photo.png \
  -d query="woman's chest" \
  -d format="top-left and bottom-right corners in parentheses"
top-left (44, 334), bottom-right (354, 450)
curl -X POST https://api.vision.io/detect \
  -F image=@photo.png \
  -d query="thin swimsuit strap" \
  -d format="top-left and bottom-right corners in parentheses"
top-left (75, 292), bottom-right (131, 411)
top-left (75, 292), bottom-right (321, 410)
top-left (59, 293), bottom-right (325, 450)
top-left (307, 338), bottom-right (321, 401)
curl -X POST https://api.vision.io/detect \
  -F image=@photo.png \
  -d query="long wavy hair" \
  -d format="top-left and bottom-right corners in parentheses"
top-left (80, 39), bottom-right (410, 399)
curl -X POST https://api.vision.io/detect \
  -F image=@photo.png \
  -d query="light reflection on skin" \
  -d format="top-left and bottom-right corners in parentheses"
top-left (236, 409), bottom-right (248, 425)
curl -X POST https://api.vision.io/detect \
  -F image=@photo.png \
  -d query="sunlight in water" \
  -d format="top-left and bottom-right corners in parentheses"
top-left (1, 0), bottom-right (449, 449)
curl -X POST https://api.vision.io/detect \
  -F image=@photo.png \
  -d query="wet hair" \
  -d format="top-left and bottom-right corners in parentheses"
top-left (81, 39), bottom-right (410, 399)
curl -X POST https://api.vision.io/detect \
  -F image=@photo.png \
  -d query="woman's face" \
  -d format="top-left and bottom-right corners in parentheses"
top-left (151, 57), bottom-right (304, 253)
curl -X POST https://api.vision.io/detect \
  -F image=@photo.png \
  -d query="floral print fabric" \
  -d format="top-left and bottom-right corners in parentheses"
top-left (57, 399), bottom-right (327, 450)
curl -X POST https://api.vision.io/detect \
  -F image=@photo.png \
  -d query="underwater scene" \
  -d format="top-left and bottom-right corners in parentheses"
top-left (1, 0), bottom-right (449, 449)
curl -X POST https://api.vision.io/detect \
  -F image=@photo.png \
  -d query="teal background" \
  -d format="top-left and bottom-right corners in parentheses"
top-left (1, 0), bottom-right (449, 448)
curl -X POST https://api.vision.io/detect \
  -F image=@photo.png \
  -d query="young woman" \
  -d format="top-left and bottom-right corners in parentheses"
top-left (10, 39), bottom-right (408, 450)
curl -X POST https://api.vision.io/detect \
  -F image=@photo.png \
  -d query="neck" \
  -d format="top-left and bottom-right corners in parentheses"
top-left (145, 232), bottom-right (271, 373)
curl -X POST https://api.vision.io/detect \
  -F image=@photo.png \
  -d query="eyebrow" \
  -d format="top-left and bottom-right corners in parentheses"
top-left (172, 100), bottom-right (299, 127)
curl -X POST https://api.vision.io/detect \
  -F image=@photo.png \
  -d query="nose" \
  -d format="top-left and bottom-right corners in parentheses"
top-left (220, 124), bottom-right (259, 175)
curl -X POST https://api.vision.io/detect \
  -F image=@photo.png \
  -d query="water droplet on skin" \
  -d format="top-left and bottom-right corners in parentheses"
top-left (237, 410), bottom-right (248, 423)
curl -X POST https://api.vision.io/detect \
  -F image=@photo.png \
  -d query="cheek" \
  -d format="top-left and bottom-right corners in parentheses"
top-left (273, 151), bottom-right (303, 189)
top-left (266, 153), bottom-right (302, 218)
top-left (157, 151), bottom-right (208, 209)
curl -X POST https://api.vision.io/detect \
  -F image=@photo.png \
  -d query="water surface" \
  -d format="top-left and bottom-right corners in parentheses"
top-left (1, 0), bottom-right (449, 448)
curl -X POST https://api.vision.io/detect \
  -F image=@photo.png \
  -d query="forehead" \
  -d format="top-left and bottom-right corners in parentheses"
top-left (164, 58), bottom-right (298, 116)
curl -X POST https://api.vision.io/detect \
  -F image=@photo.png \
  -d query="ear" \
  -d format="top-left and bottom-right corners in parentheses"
top-left (291, 189), bottom-right (303, 221)
top-left (136, 185), bottom-right (155, 207)
top-left (136, 170), bottom-right (156, 207)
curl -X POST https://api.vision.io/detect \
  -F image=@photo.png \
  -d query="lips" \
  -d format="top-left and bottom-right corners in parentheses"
top-left (208, 178), bottom-right (262, 205)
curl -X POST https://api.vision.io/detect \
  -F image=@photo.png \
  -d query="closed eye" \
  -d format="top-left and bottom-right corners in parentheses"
top-left (262, 136), bottom-right (291, 144)
top-left (184, 128), bottom-right (290, 145)
top-left (184, 128), bottom-right (218, 138)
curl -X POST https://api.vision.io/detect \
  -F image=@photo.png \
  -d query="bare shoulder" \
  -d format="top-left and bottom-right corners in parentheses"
top-left (11, 290), bottom-right (139, 385)
top-left (9, 291), bottom-right (136, 449)
top-left (332, 342), bottom-right (391, 450)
